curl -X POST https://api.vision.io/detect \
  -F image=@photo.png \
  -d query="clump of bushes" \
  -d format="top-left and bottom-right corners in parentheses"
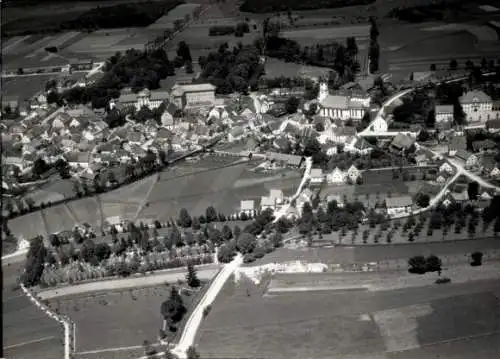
top-left (209, 22), bottom-right (250, 37)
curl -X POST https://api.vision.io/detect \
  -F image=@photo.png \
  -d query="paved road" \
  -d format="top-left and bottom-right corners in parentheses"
top-left (36, 264), bottom-right (221, 300)
top-left (2, 262), bottom-right (63, 359)
top-left (173, 254), bottom-right (244, 359)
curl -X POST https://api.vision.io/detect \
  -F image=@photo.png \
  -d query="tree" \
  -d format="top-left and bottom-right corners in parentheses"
top-left (285, 96), bottom-right (299, 114)
top-left (205, 206), bottom-right (218, 223)
top-left (221, 224), bottom-right (233, 241)
top-left (467, 181), bottom-right (479, 201)
top-left (177, 41), bottom-right (192, 63)
top-left (430, 63), bottom-right (436, 71)
top-left (408, 255), bottom-right (426, 274)
top-left (236, 232), bottom-right (257, 254)
top-left (161, 286), bottom-right (186, 331)
top-left (415, 192), bottom-right (430, 208)
top-left (186, 262), bottom-right (200, 288)
top-left (426, 255), bottom-right (442, 274)
top-left (80, 238), bottom-right (96, 263)
top-left (314, 121), bottom-right (325, 132)
top-left (23, 236), bottom-right (48, 287)
top-left (33, 158), bottom-right (49, 177)
top-left (178, 208), bottom-right (192, 228)
top-left (470, 251), bottom-right (483, 266)
top-left (449, 59), bottom-right (458, 70)
top-left (186, 346), bottom-right (200, 359)
top-left (95, 242), bottom-right (111, 262)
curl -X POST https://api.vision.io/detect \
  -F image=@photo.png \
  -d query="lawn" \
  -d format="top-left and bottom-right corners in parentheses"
top-left (2, 74), bottom-right (59, 99)
top-left (42, 204), bottom-right (75, 234)
top-left (48, 281), bottom-right (207, 353)
top-left (198, 266), bottom-right (500, 358)
top-left (7, 211), bottom-right (46, 240)
top-left (67, 197), bottom-right (102, 228)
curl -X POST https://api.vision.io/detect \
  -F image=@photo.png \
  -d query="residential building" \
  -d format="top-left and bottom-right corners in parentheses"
top-left (265, 152), bottom-right (304, 167)
top-left (366, 113), bottom-right (388, 133)
top-left (386, 195), bottom-right (413, 217)
top-left (260, 196), bottom-right (275, 211)
top-left (160, 101), bottom-right (180, 129)
top-left (269, 189), bottom-right (284, 205)
top-left (327, 167), bottom-right (346, 184)
top-left (240, 200), bottom-right (255, 215)
top-left (317, 83), bottom-right (366, 121)
top-left (390, 133), bottom-right (416, 153)
top-left (346, 165), bottom-right (361, 183)
top-left (345, 137), bottom-right (373, 155)
top-left (459, 90), bottom-right (493, 123)
top-left (471, 139), bottom-right (497, 153)
top-left (171, 83), bottom-right (216, 109)
top-left (331, 126), bottom-right (357, 144)
top-left (415, 154), bottom-right (428, 166)
top-left (447, 135), bottom-right (467, 156)
top-left (455, 150), bottom-right (478, 168)
top-left (439, 161), bottom-right (454, 175)
top-left (481, 156), bottom-right (500, 178)
top-left (310, 168), bottom-right (324, 185)
top-left (434, 105), bottom-right (454, 125)
top-left (228, 126), bottom-right (245, 142)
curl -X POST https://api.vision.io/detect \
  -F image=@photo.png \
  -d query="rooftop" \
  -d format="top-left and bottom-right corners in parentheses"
top-left (386, 195), bottom-right (413, 208)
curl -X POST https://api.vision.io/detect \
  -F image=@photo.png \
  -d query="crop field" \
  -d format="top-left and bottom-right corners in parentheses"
top-left (48, 280), bottom-right (206, 353)
top-left (100, 175), bottom-right (158, 205)
top-left (42, 204), bottom-right (75, 234)
top-left (67, 197), bottom-right (102, 228)
top-left (2, 74), bottom-right (58, 99)
top-left (264, 58), bottom-right (332, 78)
top-left (197, 272), bottom-right (500, 359)
top-left (7, 211), bottom-right (46, 240)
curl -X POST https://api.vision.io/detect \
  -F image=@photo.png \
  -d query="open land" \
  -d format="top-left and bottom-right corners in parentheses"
top-left (2, 262), bottom-right (63, 359)
top-left (45, 278), bottom-right (210, 353)
top-left (197, 271), bottom-right (500, 359)
top-left (7, 155), bottom-right (298, 239)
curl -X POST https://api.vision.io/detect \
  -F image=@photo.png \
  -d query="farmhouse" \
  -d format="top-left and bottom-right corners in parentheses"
top-left (110, 88), bottom-right (170, 111)
top-left (327, 167), bottom-right (346, 184)
top-left (386, 195), bottom-right (413, 217)
top-left (317, 83), bottom-right (366, 121)
top-left (309, 168), bottom-right (324, 185)
top-left (455, 150), bottom-right (478, 168)
top-left (459, 90), bottom-right (494, 123)
top-left (171, 83), bottom-right (216, 109)
top-left (435, 105), bottom-right (454, 125)
top-left (390, 133), bottom-right (415, 153)
top-left (265, 152), bottom-right (304, 167)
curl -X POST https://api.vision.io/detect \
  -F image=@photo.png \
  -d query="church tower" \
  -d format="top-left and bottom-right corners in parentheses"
top-left (318, 81), bottom-right (329, 102)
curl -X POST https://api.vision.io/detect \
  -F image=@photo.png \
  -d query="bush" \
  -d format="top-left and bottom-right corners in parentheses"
top-left (470, 251), bottom-right (483, 266)
top-left (435, 277), bottom-right (451, 284)
top-left (203, 305), bottom-right (212, 318)
top-left (209, 25), bottom-right (235, 36)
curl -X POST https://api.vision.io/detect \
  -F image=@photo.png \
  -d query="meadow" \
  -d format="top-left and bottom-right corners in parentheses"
top-left (197, 269), bottom-right (500, 359)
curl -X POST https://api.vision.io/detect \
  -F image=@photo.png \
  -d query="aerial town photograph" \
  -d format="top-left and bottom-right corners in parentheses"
top-left (2, 0), bottom-right (500, 358)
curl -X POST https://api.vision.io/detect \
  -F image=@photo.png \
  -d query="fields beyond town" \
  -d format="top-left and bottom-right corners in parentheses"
top-left (7, 155), bottom-right (301, 240)
top-left (197, 269), bottom-right (500, 359)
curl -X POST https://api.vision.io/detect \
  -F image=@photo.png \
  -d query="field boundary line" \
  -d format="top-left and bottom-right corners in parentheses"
top-left (4, 336), bottom-right (56, 350)
top-left (133, 172), bottom-right (160, 222)
top-left (64, 203), bottom-right (79, 226)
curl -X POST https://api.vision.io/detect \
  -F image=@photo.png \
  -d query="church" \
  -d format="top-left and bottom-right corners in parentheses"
top-left (316, 82), bottom-right (370, 121)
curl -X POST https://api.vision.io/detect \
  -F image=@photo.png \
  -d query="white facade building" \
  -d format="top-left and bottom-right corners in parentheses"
top-left (317, 83), bottom-right (366, 121)
top-left (459, 90), bottom-right (493, 123)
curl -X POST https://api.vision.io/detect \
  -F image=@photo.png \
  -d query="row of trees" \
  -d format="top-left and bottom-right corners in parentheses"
top-left (209, 22), bottom-right (250, 36)
top-left (368, 16), bottom-right (380, 73)
top-left (239, 0), bottom-right (375, 13)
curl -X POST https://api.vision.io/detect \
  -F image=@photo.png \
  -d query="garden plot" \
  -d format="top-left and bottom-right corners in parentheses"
top-left (43, 204), bottom-right (76, 234)
top-left (99, 201), bottom-right (140, 222)
top-left (7, 211), bottom-right (46, 240)
top-left (67, 197), bottom-right (102, 228)
top-left (67, 32), bottom-right (133, 52)
top-left (100, 175), bottom-right (158, 205)
top-left (282, 24), bottom-right (370, 41)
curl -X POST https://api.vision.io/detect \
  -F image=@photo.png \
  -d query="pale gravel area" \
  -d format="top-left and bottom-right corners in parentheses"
top-left (36, 265), bottom-right (221, 300)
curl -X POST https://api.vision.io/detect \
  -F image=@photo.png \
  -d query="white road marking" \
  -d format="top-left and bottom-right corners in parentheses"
top-left (4, 336), bottom-right (55, 349)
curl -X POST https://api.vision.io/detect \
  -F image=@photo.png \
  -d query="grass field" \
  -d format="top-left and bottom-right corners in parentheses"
top-left (2, 74), bottom-right (59, 99)
top-left (67, 197), bottom-right (102, 228)
top-left (197, 270), bottom-right (500, 359)
top-left (7, 211), bottom-right (46, 240)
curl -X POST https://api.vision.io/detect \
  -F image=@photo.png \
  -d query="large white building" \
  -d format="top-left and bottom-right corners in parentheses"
top-left (459, 90), bottom-right (493, 123)
top-left (171, 83), bottom-right (216, 109)
top-left (110, 88), bottom-right (170, 111)
top-left (317, 83), bottom-right (368, 121)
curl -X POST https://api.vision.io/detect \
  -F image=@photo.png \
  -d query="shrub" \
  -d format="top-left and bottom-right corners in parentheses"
top-left (209, 25), bottom-right (235, 36)
top-left (435, 277), bottom-right (451, 284)
top-left (203, 305), bottom-right (212, 318)
top-left (470, 251), bottom-right (483, 266)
